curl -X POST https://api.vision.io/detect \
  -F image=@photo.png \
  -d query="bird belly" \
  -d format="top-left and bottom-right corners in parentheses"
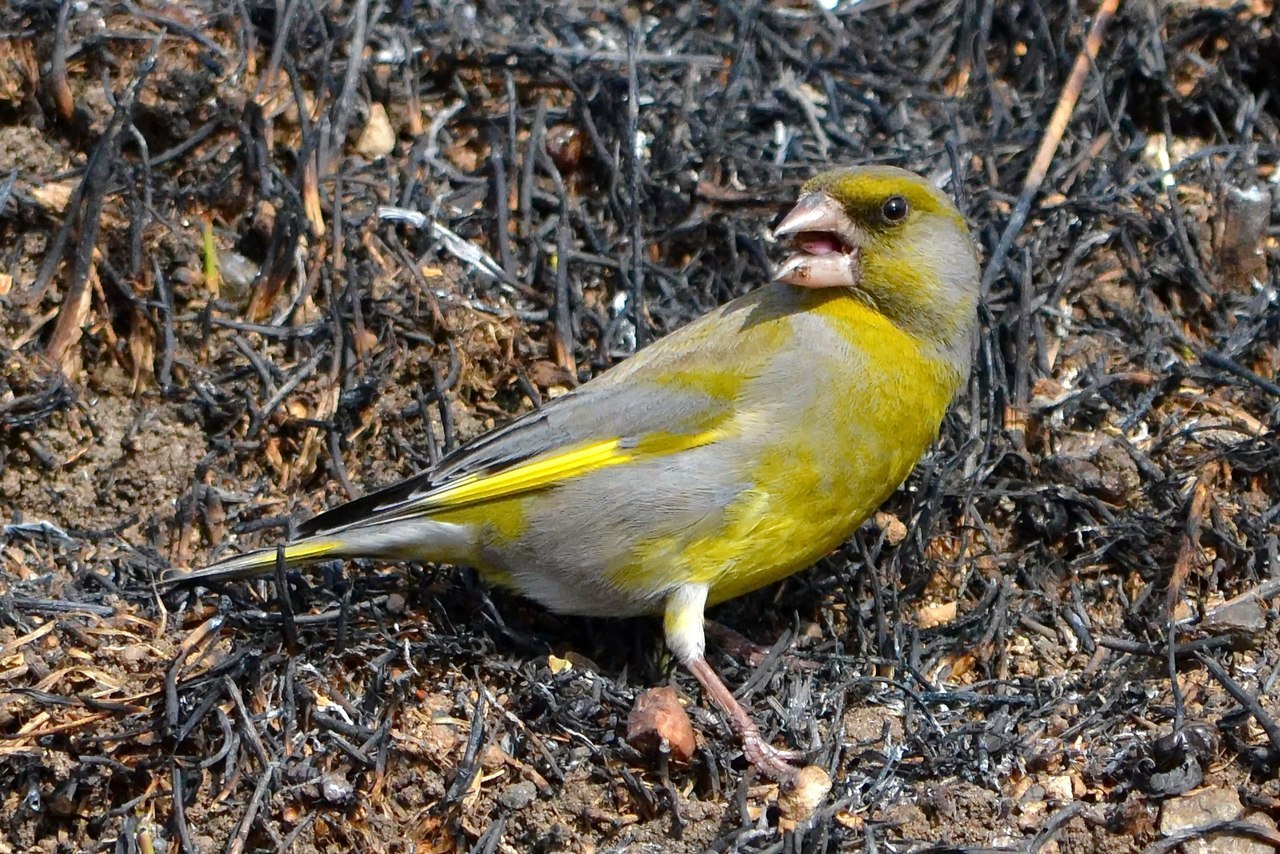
top-left (695, 341), bottom-right (954, 605)
top-left (701, 437), bottom-right (921, 604)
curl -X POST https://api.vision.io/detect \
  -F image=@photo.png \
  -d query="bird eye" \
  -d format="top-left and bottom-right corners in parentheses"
top-left (881, 195), bottom-right (909, 223)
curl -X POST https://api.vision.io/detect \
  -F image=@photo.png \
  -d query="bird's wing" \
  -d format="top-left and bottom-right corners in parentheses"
top-left (297, 376), bottom-right (734, 539)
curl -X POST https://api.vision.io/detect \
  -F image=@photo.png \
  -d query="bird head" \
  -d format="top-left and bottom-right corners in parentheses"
top-left (773, 165), bottom-right (980, 356)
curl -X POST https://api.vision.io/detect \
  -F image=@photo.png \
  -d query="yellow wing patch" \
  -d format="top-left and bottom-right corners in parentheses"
top-left (424, 438), bottom-right (627, 508)
top-left (285, 538), bottom-right (344, 562)
top-left (409, 428), bottom-right (724, 516)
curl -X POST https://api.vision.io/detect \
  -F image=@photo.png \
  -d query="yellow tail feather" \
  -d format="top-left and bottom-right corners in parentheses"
top-left (160, 537), bottom-right (343, 587)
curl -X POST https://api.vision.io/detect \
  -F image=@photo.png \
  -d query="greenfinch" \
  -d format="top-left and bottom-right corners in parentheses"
top-left (165, 165), bottom-right (980, 781)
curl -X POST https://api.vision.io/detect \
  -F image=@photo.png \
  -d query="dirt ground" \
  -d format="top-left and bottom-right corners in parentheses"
top-left (2, 1), bottom-right (1279, 852)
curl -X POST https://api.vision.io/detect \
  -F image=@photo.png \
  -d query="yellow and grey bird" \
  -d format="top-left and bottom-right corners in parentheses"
top-left (164, 165), bottom-right (981, 781)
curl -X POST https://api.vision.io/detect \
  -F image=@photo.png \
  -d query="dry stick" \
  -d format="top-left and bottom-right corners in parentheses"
top-left (1167, 461), bottom-right (1220, 732)
top-left (489, 120), bottom-right (517, 280)
top-left (273, 545), bottom-right (298, 652)
top-left (227, 677), bottom-right (272, 771)
top-left (169, 763), bottom-right (194, 854)
top-left (1202, 578), bottom-right (1280, 625)
top-left (627, 26), bottom-right (646, 349)
top-left (540, 145), bottom-right (577, 374)
top-left (486, 45), bottom-right (722, 67)
top-left (47, 0), bottom-right (75, 122)
top-left (1202, 350), bottom-right (1280, 398)
top-left (1143, 818), bottom-right (1280, 854)
top-left (47, 38), bottom-right (162, 365)
top-left (442, 689), bottom-right (488, 806)
top-left (522, 99), bottom-right (548, 277)
top-left (45, 193), bottom-right (107, 367)
top-left (257, 0), bottom-right (302, 100)
top-left (1197, 652), bottom-right (1280, 761)
top-left (1030, 801), bottom-right (1087, 853)
top-left (226, 762), bottom-right (275, 854)
top-left (0, 167), bottom-right (15, 216)
top-left (327, 0), bottom-right (377, 176)
top-left (979, 0), bottom-right (1121, 293)
top-left (276, 812), bottom-right (318, 852)
top-left (164, 614), bottom-right (225, 729)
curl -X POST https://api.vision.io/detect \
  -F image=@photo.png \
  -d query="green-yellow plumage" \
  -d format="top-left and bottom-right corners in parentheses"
top-left (165, 165), bottom-right (981, 781)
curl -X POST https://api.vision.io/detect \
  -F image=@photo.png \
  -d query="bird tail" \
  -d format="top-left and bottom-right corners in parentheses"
top-left (161, 515), bottom-right (473, 588)
top-left (160, 536), bottom-right (346, 588)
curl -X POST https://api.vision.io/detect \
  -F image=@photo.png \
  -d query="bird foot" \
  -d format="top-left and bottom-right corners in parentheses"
top-left (686, 655), bottom-right (812, 781)
top-left (742, 729), bottom-right (809, 781)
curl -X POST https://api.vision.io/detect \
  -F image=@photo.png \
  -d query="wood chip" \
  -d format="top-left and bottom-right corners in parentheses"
top-left (626, 686), bottom-right (695, 763)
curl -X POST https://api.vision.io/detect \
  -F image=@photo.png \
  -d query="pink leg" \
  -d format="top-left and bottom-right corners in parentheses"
top-left (687, 656), bottom-right (805, 781)
top-left (664, 585), bottom-right (806, 781)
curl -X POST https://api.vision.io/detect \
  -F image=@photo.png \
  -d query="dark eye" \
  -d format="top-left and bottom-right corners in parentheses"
top-left (881, 195), bottom-right (909, 223)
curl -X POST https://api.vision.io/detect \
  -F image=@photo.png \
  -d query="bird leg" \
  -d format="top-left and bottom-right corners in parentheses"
top-left (686, 655), bottom-right (806, 781)
top-left (665, 584), bottom-right (805, 782)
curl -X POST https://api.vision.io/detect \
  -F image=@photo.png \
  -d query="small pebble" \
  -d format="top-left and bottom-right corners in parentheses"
top-left (321, 772), bottom-right (354, 805)
top-left (356, 102), bottom-right (395, 158)
top-left (498, 780), bottom-right (538, 811)
top-left (778, 765), bottom-right (832, 824)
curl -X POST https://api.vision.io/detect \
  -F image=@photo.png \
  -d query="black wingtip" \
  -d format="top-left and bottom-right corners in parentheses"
top-left (296, 471), bottom-right (438, 538)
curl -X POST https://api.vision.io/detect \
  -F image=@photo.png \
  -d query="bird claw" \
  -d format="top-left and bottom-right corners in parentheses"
top-left (742, 730), bottom-right (809, 781)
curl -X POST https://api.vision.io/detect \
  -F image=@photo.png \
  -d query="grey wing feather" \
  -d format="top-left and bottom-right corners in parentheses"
top-left (297, 378), bottom-right (726, 538)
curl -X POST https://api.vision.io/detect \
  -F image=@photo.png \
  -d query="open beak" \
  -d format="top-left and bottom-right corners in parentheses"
top-left (772, 192), bottom-right (862, 289)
